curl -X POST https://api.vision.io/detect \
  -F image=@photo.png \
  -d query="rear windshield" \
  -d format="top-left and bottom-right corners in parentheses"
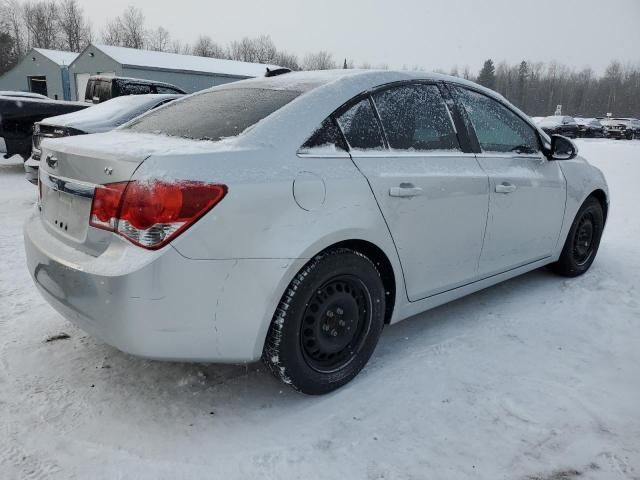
top-left (126, 88), bottom-right (301, 141)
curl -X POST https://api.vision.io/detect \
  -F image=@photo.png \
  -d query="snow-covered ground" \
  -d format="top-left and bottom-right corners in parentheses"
top-left (1, 139), bottom-right (639, 480)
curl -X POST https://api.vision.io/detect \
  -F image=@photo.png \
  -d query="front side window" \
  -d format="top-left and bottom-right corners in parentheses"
top-left (300, 118), bottom-right (348, 153)
top-left (127, 88), bottom-right (301, 141)
top-left (456, 87), bottom-right (540, 154)
top-left (373, 84), bottom-right (459, 151)
top-left (336, 98), bottom-right (385, 151)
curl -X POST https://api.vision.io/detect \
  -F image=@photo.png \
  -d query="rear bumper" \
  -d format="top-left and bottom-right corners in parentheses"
top-left (24, 212), bottom-right (303, 362)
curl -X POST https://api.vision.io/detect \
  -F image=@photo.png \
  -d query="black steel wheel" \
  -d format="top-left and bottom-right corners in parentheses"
top-left (551, 196), bottom-right (604, 277)
top-left (263, 248), bottom-right (386, 395)
top-left (300, 275), bottom-right (372, 373)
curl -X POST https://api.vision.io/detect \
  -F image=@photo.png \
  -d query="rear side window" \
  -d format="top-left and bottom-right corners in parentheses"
top-left (300, 118), bottom-right (348, 153)
top-left (122, 83), bottom-right (153, 95)
top-left (373, 84), bottom-right (459, 151)
top-left (336, 98), bottom-right (385, 151)
top-left (127, 88), bottom-right (301, 141)
top-left (156, 86), bottom-right (183, 94)
top-left (455, 87), bottom-right (539, 153)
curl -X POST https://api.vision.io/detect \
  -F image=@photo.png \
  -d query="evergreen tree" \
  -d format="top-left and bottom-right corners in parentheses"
top-left (517, 60), bottom-right (529, 109)
top-left (343, 58), bottom-right (348, 69)
top-left (477, 59), bottom-right (496, 90)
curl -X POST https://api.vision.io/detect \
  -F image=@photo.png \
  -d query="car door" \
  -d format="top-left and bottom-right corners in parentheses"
top-left (452, 86), bottom-right (566, 277)
top-left (338, 84), bottom-right (489, 301)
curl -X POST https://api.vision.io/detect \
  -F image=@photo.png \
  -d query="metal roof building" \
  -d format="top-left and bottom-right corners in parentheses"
top-left (0, 48), bottom-right (79, 100)
top-left (67, 44), bottom-right (277, 101)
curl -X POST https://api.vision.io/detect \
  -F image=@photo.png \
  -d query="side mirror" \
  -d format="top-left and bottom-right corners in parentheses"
top-left (546, 134), bottom-right (577, 160)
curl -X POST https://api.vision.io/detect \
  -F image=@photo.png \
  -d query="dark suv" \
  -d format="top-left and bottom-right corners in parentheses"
top-left (84, 76), bottom-right (186, 103)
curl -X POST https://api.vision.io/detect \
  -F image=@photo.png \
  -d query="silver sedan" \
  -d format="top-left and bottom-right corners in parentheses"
top-left (24, 70), bottom-right (609, 394)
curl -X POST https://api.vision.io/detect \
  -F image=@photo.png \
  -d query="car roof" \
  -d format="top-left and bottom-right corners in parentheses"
top-left (206, 69), bottom-right (535, 151)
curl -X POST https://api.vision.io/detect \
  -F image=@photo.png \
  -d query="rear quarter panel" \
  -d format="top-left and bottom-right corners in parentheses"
top-left (133, 150), bottom-right (406, 319)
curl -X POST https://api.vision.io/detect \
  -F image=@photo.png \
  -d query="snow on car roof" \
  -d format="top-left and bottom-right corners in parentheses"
top-left (33, 48), bottom-right (79, 66)
top-left (93, 44), bottom-right (279, 78)
top-left (40, 94), bottom-right (181, 132)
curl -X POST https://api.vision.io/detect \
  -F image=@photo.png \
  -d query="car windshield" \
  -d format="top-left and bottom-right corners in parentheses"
top-left (126, 87), bottom-right (302, 141)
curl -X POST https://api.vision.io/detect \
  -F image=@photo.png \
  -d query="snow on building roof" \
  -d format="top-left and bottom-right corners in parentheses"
top-left (33, 48), bottom-right (79, 66)
top-left (92, 44), bottom-right (278, 78)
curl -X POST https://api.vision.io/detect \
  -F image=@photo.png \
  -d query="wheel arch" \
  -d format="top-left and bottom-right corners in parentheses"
top-left (320, 239), bottom-right (397, 325)
top-left (588, 188), bottom-right (608, 223)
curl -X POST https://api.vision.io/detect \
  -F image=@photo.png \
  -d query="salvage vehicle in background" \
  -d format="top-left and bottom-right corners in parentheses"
top-left (574, 117), bottom-right (605, 138)
top-left (0, 90), bottom-right (49, 100)
top-left (25, 94), bottom-right (182, 184)
top-left (0, 96), bottom-right (89, 160)
top-left (611, 118), bottom-right (640, 139)
top-left (600, 118), bottom-right (634, 139)
top-left (25, 70), bottom-right (608, 394)
top-left (83, 75), bottom-right (186, 103)
top-left (537, 115), bottom-right (579, 138)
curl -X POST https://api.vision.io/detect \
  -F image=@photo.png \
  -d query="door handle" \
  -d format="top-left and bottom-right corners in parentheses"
top-left (495, 182), bottom-right (516, 194)
top-left (389, 184), bottom-right (423, 197)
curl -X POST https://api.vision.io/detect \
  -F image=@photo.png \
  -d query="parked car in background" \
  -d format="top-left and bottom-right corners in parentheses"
top-left (25, 70), bottom-right (609, 395)
top-left (25, 94), bottom-right (182, 184)
top-left (530, 116), bottom-right (544, 124)
top-left (0, 90), bottom-right (49, 100)
top-left (0, 96), bottom-right (89, 160)
top-left (574, 117), bottom-right (605, 138)
top-left (600, 118), bottom-right (633, 139)
top-left (83, 75), bottom-right (186, 103)
top-left (537, 116), bottom-right (579, 138)
top-left (612, 118), bottom-right (640, 139)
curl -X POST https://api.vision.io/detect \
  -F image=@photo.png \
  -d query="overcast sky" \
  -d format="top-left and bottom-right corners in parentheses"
top-left (77, 0), bottom-right (640, 74)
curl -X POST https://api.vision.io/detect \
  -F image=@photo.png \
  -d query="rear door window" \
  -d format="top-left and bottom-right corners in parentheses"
top-left (335, 98), bottom-right (385, 151)
top-left (455, 87), bottom-right (540, 154)
top-left (127, 88), bottom-right (301, 141)
top-left (373, 84), bottom-right (460, 151)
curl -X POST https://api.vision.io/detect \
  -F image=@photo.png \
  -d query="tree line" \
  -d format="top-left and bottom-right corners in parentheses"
top-left (471, 59), bottom-right (640, 118)
top-left (1, 0), bottom-right (638, 117)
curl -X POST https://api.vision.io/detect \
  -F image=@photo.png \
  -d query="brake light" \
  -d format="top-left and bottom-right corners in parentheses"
top-left (90, 180), bottom-right (227, 249)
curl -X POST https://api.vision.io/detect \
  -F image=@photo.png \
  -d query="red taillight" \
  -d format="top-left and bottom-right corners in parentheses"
top-left (90, 180), bottom-right (227, 250)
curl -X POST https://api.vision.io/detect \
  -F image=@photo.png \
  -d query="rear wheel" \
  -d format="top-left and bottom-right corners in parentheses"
top-left (263, 248), bottom-right (386, 395)
top-left (550, 197), bottom-right (604, 277)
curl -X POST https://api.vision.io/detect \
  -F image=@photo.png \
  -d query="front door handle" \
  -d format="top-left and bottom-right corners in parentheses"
top-left (495, 182), bottom-right (517, 194)
top-left (389, 183), bottom-right (423, 197)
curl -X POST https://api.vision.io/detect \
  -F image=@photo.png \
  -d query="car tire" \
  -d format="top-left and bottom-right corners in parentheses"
top-left (550, 196), bottom-right (604, 277)
top-left (263, 248), bottom-right (386, 395)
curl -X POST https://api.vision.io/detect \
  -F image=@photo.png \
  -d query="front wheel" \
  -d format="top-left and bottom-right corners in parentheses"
top-left (263, 248), bottom-right (386, 395)
top-left (550, 197), bottom-right (604, 277)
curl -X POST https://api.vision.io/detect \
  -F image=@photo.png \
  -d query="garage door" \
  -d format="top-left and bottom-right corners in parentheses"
top-left (75, 73), bottom-right (90, 101)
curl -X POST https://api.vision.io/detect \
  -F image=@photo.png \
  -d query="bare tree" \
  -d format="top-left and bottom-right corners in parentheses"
top-left (102, 6), bottom-right (146, 49)
top-left (148, 26), bottom-right (170, 52)
top-left (230, 34), bottom-right (277, 63)
top-left (1, 0), bottom-right (26, 57)
top-left (22, 0), bottom-right (61, 49)
top-left (191, 35), bottom-right (227, 58)
top-left (302, 51), bottom-right (336, 70)
top-left (168, 39), bottom-right (190, 55)
top-left (58, 0), bottom-right (90, 52)
top-left (272, 50), bottom-right (299, 70)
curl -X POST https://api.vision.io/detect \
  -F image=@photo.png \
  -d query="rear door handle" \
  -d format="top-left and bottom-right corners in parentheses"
top-left (495, 182), bottom-right (517, 194)
top-left (389, 184), bottom-right (423, 197)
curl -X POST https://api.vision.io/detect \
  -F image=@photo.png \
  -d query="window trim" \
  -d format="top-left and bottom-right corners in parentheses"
top-left (448, 83), bottom-right (545, 156)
